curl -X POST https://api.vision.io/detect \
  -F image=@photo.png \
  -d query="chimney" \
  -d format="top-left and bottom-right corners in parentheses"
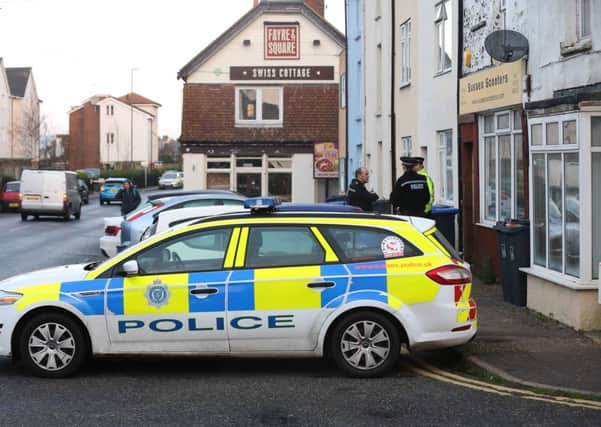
top-left (252, 1), bottom-right (325, 17)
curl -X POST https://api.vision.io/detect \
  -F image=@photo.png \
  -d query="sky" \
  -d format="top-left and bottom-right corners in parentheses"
top-left (0, 0), bottom-right (345, 139)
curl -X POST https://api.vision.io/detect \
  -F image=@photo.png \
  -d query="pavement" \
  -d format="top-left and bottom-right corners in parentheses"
top-left (456, 279), bottom-right (601, 396)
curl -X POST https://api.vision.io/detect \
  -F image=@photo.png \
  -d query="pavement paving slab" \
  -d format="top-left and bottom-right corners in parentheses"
top-left (461, 280), bottom-right (601, 394)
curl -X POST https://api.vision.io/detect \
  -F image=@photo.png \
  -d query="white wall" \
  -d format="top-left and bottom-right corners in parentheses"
top-left (0, 62), bottom-right (10, 158)
top-left (187, 12), bottom-right (342, 85)
top-left (98, 98), bottom-right (157, 165)
top-left (291, 153), bottom-right (315, 202)
top-left (183, 153), bottom-right (207, 190)
top-left (362, 0), bottom-right (393, 197)
top-left (526, 0), bottom-right (601, 102)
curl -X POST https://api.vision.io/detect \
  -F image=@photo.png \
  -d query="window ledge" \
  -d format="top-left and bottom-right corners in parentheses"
top-left (560, 38), bottom-right (592, 57)
top-left (399, 82), bottom-right (411, 89)
top-left (434, 68), bottom-right (452, 78)
top-left (235, 123), bottom-right (283, 128)
top-left (475, 222), bottom-right (495, 229)
top-left (520, 267), bottom-right (598, 290)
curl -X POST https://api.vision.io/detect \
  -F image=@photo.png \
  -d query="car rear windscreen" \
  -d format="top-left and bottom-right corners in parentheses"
top-left (5, 183), bottom-right (19, 192)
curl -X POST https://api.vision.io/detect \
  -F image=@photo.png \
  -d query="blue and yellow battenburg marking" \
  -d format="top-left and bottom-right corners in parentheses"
top-left (14, 258), bottom-right (445, 316)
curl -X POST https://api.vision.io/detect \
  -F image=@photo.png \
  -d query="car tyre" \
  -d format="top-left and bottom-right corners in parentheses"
top-left (330, 311), bottom-right (401, 378)
top-left (18, 312), bottom-right (88, 378)
top-left (21, 213), bottom-right (28, 221)
top-left (63, 207), bottom-right (71, 221)
top-left (74, 208), bottom-right (81, 220)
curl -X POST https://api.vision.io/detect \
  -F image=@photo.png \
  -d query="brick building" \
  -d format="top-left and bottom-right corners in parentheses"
top-left (178, 0), bottom-right (345, 202)
top-left (68, 93), bottom-right (160, 170)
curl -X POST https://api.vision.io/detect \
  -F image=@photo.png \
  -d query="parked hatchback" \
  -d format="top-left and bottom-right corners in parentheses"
top-left (99, 178), bottom-right (129, 205)
top-left (158, 171), bottom-right (184, 189)
top-left (0, 181), bottom-right (21, 212)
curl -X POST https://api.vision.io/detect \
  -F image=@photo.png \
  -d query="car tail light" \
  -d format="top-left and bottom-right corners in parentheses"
top-left (19, 192), bottom-right (23, 201)
top-left (127, 202), bottom-right (164, 222)
top-left (63, 193), bottom-right (68, 204)
top-left (105, 226), bottom-right (120, 236)
top-left (426, 265), bottom-right (472, 285)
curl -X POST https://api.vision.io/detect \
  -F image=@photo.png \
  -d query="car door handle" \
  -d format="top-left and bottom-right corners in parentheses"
top-left (307, 281), bottom-right (335, 289)
top-left (76, 290), bottom-right (102, 297)
top-left (190, 287), bottom-right (219, 295)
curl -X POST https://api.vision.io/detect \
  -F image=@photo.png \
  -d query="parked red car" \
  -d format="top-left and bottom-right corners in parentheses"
top-left (0, 181), bottom-right (21, 212)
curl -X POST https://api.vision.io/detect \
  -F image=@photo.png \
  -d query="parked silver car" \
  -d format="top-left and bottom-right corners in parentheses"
top-left (119, 191), bottom-right (246, 250)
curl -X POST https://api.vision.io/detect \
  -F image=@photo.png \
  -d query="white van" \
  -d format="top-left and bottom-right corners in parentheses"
top-left (20, 170), bottom-right (82, 221)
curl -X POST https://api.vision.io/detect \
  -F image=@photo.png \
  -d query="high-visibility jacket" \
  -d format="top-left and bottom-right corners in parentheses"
top-left (417, 169), bottom-right (434, 214)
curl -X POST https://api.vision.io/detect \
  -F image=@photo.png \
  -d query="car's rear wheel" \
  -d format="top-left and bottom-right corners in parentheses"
top-left (18, 312), bottom-right (88, 378)
top-left (74, 207), bottom-right (81, 220)
top-left (63, 207), bottom-right (71, 221)
top-left (21, 213), bottom-right (27, 221)
top-left (330, 311), bottom-right (401, 378)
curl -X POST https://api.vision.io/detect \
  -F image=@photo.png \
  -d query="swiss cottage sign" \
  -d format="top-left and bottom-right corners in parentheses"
top-left (264, 23), bottom-right (300, 59)
top-left (230, 66), bottom-right (334, 81)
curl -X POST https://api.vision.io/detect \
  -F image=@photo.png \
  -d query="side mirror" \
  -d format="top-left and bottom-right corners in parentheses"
top-left (121, 260), bottom-right (139, 276)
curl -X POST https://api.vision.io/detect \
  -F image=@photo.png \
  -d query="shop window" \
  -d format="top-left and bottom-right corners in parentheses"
top-left (268, 173), bottom-right (292, 202)
top-left (434, 0), bottom-right (452, 74)
top-left (236, 158), bottom-right (262, 168)
top-left (268, 158), bottom-right (292, 169)
top-left (235, 87), bottom-right (283, 126)
top-left (207, 159), bottom-right (231, 169)
top-left (530, 115), bottom-right (580, 278)
top-left (207, 173), bottom-right (230, 191)
top-left (480, 111), bottom-right (526, 223)
top-left (437, 130), bottom-right (453, 204)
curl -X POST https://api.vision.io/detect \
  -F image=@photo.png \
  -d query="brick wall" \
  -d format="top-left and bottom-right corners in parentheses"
top-left (68, 102), bottom-right (100, 170)
top-left (181, 84), bottom-right (338, 143)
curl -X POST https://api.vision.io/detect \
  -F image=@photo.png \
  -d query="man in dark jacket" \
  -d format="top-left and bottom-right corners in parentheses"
top-left (390, 157), bottom-right (430, 217)
top-left (347, 167), bottom-right (379, 212)
top-left (116, 181), bottom-right (141, 216)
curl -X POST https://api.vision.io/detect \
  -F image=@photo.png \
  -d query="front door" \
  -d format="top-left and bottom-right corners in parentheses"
top-left (227, 225), bottom-right (348, 352)
top-left (236, 173), bottom-right (261, 197)
top-left (105, 227), bottom-right (237, 353)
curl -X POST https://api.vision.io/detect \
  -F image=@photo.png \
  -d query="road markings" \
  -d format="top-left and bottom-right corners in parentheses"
top-left (406, 357), bottom-right (601, 411)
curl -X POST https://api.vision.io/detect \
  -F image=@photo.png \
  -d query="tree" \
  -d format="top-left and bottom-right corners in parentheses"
top-left (16, 98), bottom-right (44, 162)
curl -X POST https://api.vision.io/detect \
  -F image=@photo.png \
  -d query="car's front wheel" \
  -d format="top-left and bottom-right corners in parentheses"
top-left (18, 312), bottom-right (89, 378)
top-left (330, 311), bottom-right (401, 378)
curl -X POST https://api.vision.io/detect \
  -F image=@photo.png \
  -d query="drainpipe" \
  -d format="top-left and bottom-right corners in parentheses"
top-left (390, 0), bottom-right (397, 192)
top-left (457, 0), bottom-right (464, 252)
top-left (344, 0), bottom-right (350, 190)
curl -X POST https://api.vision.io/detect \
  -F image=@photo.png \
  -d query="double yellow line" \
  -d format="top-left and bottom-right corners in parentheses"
top-left (406, 357), bottom-right (601, 411)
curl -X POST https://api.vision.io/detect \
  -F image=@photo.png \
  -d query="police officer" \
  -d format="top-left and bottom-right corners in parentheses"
top-left (414, 156), bottom-right (434, 217)
top-left (390, 157), bottom-right (430, 218)
top-left (347, 167), bottom-right (379, 212)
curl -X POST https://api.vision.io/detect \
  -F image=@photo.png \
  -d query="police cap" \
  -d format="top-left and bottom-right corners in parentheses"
top-left (413, 156), bottom-right (425, 163)
top-left (400, 156), bottom-right (418, 166)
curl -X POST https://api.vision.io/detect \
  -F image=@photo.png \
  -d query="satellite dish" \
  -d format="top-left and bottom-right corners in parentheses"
top-left (485, 30), bottom-right (529, 63)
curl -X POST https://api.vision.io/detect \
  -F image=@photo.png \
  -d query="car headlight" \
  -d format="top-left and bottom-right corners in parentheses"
top-left (0, 290), bottom-right (23, 305)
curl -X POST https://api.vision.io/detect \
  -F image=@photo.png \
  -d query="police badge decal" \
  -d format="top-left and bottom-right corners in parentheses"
top-left (145, 279), bottom-right (171, 309)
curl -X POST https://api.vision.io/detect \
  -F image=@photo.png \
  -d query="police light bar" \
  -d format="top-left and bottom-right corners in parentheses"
top-left (244, 197), bottom-right (281, 212)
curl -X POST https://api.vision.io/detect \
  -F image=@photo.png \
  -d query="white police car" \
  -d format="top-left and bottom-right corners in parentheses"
top-left (0, 198), bottom-right (476, 378)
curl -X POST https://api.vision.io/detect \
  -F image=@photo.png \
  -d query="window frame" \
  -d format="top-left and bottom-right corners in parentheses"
top-left (437, 129), bottom-right (454, 205)
top-left (113, 226), bottom-right (235, 277)
top-left (528, 113), bottom-right (581, 280)
top-left (243, 225), bottom-right (327, 269)
top-left (479, 110), bottom-right (526, 225)
top-left (400, 19), bottom-right (412, 86)
top-left (577, 0), bottom-right (591, 40)
top-left (320, 225), bottom-right (422, 264)
top-left (235, 86), bottom-right (284, 127)
top-left (401, 136), bottom-right (412, 157)
top-left (434, 0), bottom-right (452, 74)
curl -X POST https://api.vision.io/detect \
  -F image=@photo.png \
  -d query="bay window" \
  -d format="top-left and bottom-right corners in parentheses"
top-left (529, 114), bottom-right (580, 278)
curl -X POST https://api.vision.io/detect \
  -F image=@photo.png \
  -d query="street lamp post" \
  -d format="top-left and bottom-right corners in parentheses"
top-left (130, 67), bottom-right (138, 169)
